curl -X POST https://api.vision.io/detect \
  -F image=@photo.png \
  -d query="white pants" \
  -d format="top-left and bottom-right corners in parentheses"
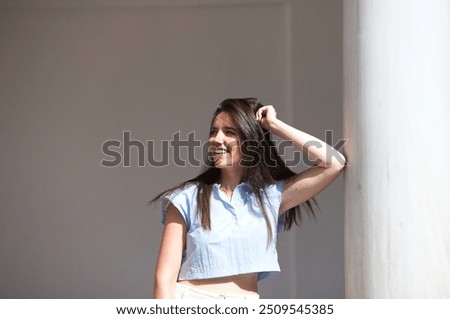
top-left (174, 283), bottom-right (259, 299)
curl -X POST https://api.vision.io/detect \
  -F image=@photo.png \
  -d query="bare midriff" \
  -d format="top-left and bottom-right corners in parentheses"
top-left (177, 272), bottom-right (259, 295)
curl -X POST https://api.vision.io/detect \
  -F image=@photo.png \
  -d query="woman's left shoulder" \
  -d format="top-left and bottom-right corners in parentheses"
top-left (265, 179), bottom-right (284, 194)
top-left (261, 180), bottom-right (284, 204)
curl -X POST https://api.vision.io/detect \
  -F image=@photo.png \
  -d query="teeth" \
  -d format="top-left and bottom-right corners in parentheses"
top-left (214, 149), bottom-right (227, 154)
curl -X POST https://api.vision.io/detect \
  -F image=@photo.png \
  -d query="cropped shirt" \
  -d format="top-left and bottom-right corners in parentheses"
top-left (161, 180), bottom-right (285, 281)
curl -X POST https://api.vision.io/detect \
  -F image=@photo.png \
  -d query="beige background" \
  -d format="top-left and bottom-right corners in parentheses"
top-left (0, 0), bottom-right (343, 298)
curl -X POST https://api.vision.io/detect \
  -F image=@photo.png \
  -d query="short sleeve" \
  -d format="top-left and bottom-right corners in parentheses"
top-left (160, 184), bottom-right (197, 229)
top-left (265, 179), bottom-right (284, 211)
top-left (264, 180), bottom-right (285, 234)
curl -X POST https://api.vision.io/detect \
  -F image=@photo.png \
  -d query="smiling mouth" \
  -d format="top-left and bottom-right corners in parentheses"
top-left (211, 147), bottom-right (229, 155)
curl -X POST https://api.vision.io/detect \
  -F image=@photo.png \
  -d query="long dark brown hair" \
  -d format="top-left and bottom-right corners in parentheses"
top-left (151, 97), bottom-right (318, 242)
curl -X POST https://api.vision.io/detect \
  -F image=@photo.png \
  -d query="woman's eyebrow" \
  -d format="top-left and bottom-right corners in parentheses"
top-left (210, 126), bottom-right (237, 130)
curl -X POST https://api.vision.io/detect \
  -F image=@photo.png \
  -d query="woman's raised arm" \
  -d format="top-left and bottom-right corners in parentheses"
top-left (256, 105), bottom-right (346, 214)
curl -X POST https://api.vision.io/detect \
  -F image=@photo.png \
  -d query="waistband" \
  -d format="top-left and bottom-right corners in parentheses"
top-left (174, 283), bottom-right (260, 299)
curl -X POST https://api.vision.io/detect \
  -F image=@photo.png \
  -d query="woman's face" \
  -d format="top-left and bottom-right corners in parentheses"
top-left (208, 112), bottom-right (242, 170)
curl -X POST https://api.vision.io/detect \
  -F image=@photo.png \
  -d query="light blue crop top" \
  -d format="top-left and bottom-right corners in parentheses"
top-left (161, 180), bottom-right (285, 281)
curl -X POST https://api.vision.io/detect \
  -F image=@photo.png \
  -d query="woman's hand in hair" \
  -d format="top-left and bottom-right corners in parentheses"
top-left (256, 105), bottom-right (279, 131)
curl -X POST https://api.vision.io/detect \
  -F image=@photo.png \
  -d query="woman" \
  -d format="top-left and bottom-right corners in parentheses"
top-left (152, 98), bottom-right (346, 299)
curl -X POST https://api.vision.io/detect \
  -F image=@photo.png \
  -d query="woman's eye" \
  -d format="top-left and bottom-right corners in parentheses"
top-left (225, 130), bottom-right (236, 135)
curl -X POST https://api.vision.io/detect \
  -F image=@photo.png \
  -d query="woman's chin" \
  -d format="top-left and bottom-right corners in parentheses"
top-left (212, 156), bottom-right (227, 167)
top-left (214, 162), bottom-right (243, 171)
top-left (214, 161), bottom-right (228, 169)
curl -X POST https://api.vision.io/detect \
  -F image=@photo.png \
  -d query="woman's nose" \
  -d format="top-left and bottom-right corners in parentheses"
top-left (211, 130), bottom-right (225, 144)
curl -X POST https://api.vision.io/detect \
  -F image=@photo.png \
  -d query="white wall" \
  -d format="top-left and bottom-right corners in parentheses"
top-left (0, 0), bottom-right (344, 298)
top-left (343, 0), bottom-right (450, 298)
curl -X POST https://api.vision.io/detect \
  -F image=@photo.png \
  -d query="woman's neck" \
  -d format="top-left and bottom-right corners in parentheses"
top-left (219, 168), bottom-right (244, 191)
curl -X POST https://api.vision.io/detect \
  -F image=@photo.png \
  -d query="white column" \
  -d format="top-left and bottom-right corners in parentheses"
top-left (343, 0), bottom-right (450, 298)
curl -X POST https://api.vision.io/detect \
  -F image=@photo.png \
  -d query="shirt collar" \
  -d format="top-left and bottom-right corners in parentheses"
top-left (213, 181), bottom-right (251, 193)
